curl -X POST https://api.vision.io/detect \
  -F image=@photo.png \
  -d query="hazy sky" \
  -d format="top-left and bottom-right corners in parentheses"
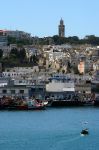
top-left (0, 0), bottom-right (99, 38)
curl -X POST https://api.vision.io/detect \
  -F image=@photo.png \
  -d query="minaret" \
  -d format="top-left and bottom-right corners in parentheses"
top-left (58, 18), bottom-right (65, 37)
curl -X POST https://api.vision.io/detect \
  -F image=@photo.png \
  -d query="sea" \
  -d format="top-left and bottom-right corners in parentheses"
top-left (0, 107), bottom-right (99, 150)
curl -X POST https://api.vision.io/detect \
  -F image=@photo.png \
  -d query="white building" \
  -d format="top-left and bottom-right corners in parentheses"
top-left (46, 82), bottom-right (75, 92)
top-left (2, 66), bottom-right (39, 79)
top-left (0, 29), bottom-right (31, 40)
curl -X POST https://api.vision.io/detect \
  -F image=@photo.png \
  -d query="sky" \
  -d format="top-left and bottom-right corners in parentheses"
top-left (0, 0), bottom-right (99, 38)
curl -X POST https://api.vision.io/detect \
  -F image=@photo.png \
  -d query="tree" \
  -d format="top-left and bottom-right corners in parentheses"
top-left (19, 48), bottom-right (26, 60)
top-left (57, 69), bottom-right (60, 73)
top-left (73, 66), bottom-right (79, 74)
top-left (62, 69), bottom-right (65, 74)
top-left (10, 48), bottom-right (19, 58)
top-left (67, 61), bottom-right (71, 68)
top-left (7, 36), bottom-right (17, 45)
top-left (85, 35), bottom-right (99, 45)
top-left (30, 55), bottom-right (38, 64)
top-left (52, 35), bottom-right (66, 45)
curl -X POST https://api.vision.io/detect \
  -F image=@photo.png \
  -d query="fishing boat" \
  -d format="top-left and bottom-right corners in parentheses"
top-left (27, 99), bottom-right (46, 110)
top-left (10, 99), bottom-right (46, 110)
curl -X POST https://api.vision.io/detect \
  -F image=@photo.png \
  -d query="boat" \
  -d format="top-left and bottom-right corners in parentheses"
top-left (46, 74), bottom-right (85, 107)
top-left (81, 128), bottom-right (89, 135)
top-left (27, 99), bottom-right (46, 110)
top-left (83, 99), bottom-right (94, 106)
top-left (94, 96), bottom-right (99, 106)
top-left (0, 96), bottom-right (46, 110)
top-left (7, 103), bottom-right (45, 110)
top-left (50, 99), bottom-right (85, 107)
top-left (48, 93), bottom-right (86, 107)
top-left (91, 71), bottom-right (99, 106)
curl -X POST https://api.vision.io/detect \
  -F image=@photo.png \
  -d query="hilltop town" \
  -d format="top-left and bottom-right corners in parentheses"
top-left (0, 19), bottom-right (99, 106)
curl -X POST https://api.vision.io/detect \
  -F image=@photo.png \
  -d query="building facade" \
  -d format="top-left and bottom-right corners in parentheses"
top-left (0, 29), bottom-right (31, 40)
top-left (0, 35), bottom-right (8, 46)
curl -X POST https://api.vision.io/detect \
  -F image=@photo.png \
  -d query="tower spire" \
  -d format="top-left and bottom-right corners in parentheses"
top-left (58, 18), bottom-right (65, 37)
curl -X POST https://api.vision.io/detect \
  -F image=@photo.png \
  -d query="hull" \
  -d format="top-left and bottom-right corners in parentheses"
top-left (7, 105), bottom-right (45, 110)
top-left (0, 105), bottom-right (10, 110)
top-left (0, 97), bottom-right (46, 110)
top-left (51, 100), bottom-right (85, 107)
top-left (94, 97), bottom-right (99, 106)
top-left (94, 101), bottom-right (99, 106)
top-left (81, 129), bottom-right (89, 135)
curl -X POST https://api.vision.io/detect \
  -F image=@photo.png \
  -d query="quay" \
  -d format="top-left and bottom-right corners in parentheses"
top-left (0, 71), bottom-right (99, 109)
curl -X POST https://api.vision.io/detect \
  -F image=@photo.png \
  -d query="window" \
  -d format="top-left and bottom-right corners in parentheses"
top-left (11, 90), bottom-right (15, 94)
top-left (20, 90), bottom-right (24, 94)
top-left (38, 88), bottom-right (43, 91)
top-left (2, 90), bottom-right (7, 94)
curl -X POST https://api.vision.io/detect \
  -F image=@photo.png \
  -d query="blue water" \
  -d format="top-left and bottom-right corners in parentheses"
top-left (0, 107), bottom-right (99, 150)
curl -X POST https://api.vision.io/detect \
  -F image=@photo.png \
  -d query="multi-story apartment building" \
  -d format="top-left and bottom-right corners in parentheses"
top-left (0, 29), bottom-right (31, 40)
